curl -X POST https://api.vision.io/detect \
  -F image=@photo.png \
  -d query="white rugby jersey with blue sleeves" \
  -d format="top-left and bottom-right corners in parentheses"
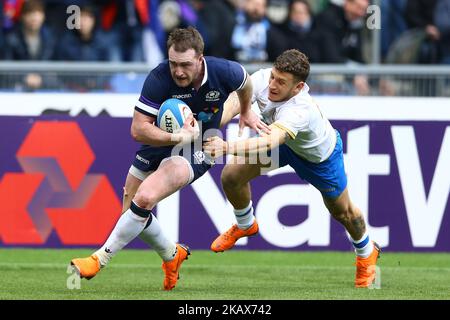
top-left (251, 68), bottom-right (337, 163)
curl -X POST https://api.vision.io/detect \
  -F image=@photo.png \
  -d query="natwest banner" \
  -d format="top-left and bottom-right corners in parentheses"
top-left (0, 95), bottom-right (449, 251)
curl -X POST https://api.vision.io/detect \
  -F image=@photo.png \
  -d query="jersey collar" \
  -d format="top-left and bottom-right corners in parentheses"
top-left (200, 57), bottom-right (208, 87)
top-left (300, 83), bottom-right (310, 94)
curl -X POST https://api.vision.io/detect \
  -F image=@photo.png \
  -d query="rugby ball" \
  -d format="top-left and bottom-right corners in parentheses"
top-left (157, 98), bottom-right (193, 133)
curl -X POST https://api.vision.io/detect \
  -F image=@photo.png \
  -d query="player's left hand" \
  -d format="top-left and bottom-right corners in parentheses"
top-left (203, 136), bottom-right (227, 159)
top-left (239, 110), bottom-right (271, 137)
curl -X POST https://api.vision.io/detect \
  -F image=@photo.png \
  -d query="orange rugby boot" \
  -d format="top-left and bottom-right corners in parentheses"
top-left (162, 243), bottom-right (190, 291)
top-left (70, 255), bottom-right (101, 280)
top-left (210, 221), bottom-right (259, 253)
top-left (355, 241), bottom-right (381, 288)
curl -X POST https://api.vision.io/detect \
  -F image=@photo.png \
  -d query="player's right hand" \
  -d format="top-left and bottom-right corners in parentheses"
top-left (174, 113), bottom-right (199, 144)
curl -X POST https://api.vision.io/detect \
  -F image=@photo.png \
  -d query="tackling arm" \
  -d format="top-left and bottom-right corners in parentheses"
top-left (204, 124), bottom-right (290, 158)
top-left (227, 125), bottom-right (289, 156)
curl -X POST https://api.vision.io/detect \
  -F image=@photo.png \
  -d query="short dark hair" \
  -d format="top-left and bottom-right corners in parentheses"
top-left (80, 5), bottom-right (97, 17)
top-left (289, 0), bottom-right (312, 16)
top-left (167, 26), bottom-right (204, 56)
top-left (273, 49), bottom-right (310, 82)
top-left (21, 0), bottom-right (45, 15)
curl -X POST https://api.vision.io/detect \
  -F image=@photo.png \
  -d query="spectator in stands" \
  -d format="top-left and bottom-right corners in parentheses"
top-left (4, 0), bottom-right (57, 91)
top-left (56, 5), bottom-right (112, 91)
top-left (158, 0), bottom-right (209, 52)
top-left (405, 0), bottom-right (440, 63)
top-left (381, 0), bottom-right (407, 61)
top-left (231, 0), bottom-right (285, 62)
top-left (0, 1), bottom-right (4, 60)
top-left (141, 0), bottom-right (165, 68)
top-left (306, 0), bottom-right (330, 14)
top-left (97, 0), bottom-right (148, 62)
top-left (315, 0), bottom-right (371, 95)
top-left (44, 0), bottom-right (90, 38)
top-left (278, 0), bottom-right (336, 63)
top-left (193, 0), bottom-right (237, 60)
top-left (434, 0), bottom-right (450, 64)
top-left (2, 0), bottom-right (25, 32)
top-left (316, 0), bottom-right (369, 64)
top-left (56, 5), bottom-right (111, 61)
top-left (4, 0), bottom-right (55, 60)
top-left (265, 0), bottom-right (290, 24)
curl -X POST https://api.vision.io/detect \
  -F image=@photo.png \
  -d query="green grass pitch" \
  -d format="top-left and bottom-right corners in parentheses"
top-left (0, 248), bottom-right (449, 300)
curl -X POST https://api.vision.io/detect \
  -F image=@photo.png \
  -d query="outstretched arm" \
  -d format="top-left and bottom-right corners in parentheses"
top-left (203, 125), bottom-right (290, 159)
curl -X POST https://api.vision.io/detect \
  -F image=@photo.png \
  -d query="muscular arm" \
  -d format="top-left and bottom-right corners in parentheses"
top-left (204, 124), bottom-right (290, 158)
top-left (223, 74), bottom-right (270, 134)
top-left (236, 73), bottom-right (253, 115)
top-left (220, 92), bottom-right (240, 128)
top-left (130, 110), bottom-right (185, 146)
top-left (219, 74), bottom-right (252, 128)
top-left (227, 125), bottom-right (289, 156)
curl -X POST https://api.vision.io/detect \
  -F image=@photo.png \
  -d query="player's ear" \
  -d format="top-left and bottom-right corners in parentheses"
top-left (294, 81), bottom-right (304, 94)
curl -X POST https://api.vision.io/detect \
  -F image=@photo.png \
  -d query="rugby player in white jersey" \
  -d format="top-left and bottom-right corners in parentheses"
top-left (204, 49), bottom-right (380, 288)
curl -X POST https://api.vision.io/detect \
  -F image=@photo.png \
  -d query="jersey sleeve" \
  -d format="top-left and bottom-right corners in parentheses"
top-left (224, 60), bottom-right (248, 92)
top-left (135, 69), bottom-right (168, 117)
top-left (273, 107), bottom-right (309, 140)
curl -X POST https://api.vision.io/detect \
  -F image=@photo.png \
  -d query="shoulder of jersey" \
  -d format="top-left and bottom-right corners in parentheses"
top-left (204, 56), bottom-right (234, 73)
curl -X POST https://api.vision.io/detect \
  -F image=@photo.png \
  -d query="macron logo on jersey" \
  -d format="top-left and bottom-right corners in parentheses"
top-left (136, 154), bottom-right (150, 165)
top-left (172, 94), bottom-right (193, 99)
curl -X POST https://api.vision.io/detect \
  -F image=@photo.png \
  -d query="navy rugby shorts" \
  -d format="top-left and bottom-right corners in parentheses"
top-left (131, 143), bottom-right (213, 184)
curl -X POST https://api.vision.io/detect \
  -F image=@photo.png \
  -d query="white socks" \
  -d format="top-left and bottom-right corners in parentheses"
top-left (351, 232), bottom-right (374, 258)
top-left (139, 213), bottom-right (177, 262)
top-left (234, 201), bottom-right (255, 230)
top-left (94, 208), bottom-right (148, 266)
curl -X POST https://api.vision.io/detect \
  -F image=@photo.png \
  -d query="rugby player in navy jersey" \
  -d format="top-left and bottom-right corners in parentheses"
top-left (70, 27), bottom-right (269, 290)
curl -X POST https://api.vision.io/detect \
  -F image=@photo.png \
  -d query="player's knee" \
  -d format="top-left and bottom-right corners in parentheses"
top-left (129, 200), bottom-right (152, 219)
top-left (133, 190), bottom-right (157, 210)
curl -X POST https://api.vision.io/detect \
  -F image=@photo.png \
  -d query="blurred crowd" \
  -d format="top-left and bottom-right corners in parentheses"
top-left (1, 0), bottom-right (450, 64)
top-left (0, 0), bottom-right (449, 94)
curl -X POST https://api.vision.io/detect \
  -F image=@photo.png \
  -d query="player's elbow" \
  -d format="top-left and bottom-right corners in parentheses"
top-left (130, 122), bottom-right (143, 142)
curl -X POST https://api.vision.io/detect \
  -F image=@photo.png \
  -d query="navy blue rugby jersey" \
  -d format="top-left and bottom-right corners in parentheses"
top-left (134, 56), bottom-right (247, 132)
